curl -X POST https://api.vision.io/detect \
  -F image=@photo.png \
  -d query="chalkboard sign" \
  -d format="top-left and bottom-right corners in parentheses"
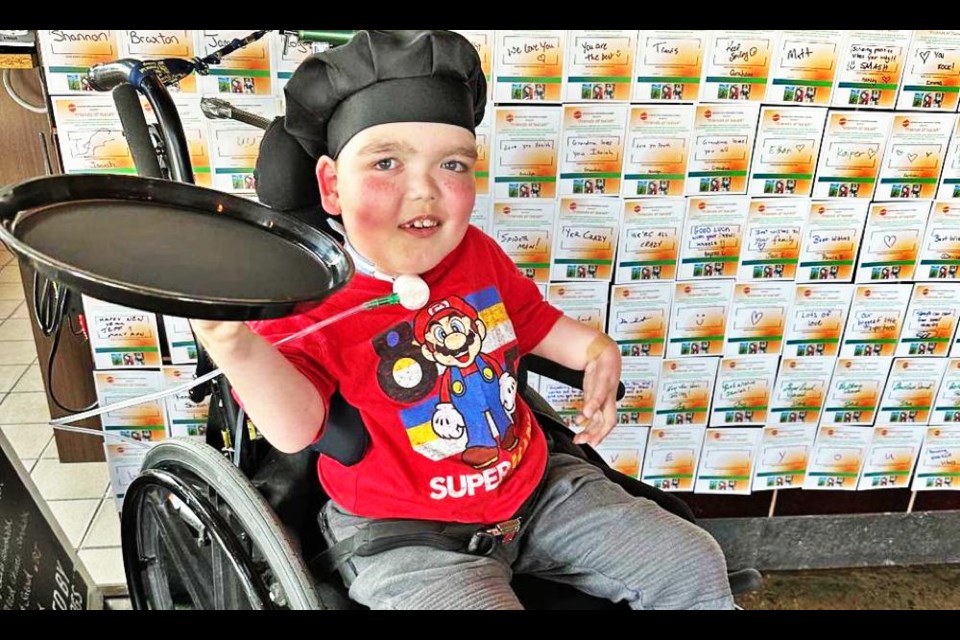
top-left (0, 432), bottom-right (101, 610)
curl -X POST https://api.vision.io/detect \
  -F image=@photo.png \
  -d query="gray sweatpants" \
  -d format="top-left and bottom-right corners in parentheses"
top-left (322, 452), bottom-right (735, 610)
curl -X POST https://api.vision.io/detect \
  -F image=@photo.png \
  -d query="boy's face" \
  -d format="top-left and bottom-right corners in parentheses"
top-left (318, 122), bottom-right (478, 277)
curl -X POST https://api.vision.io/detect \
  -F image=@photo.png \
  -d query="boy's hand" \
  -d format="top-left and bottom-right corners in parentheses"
top-left (573, 335), bottom-right (621, 448)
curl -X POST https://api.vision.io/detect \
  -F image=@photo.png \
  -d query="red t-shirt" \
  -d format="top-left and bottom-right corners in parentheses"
top-left (247, 226), bottom-right (563, 523)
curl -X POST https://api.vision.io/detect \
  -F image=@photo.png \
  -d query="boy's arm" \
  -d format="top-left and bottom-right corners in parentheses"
top-left (529, 316), bottom-right (621, 448)
top-left (190, 320), bottom-right (327, 453)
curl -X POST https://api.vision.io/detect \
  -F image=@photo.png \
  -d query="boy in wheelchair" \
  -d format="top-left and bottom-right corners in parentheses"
top-left (190, 30), bottom-right (735, 610)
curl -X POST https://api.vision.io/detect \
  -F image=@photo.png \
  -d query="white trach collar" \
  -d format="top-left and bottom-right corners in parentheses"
top-left (326, 218), bottom-right (395, 283)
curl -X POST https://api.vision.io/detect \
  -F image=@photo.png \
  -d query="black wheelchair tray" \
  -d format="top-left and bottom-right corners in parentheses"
top-left (0, 174), bottom-right (353, 320)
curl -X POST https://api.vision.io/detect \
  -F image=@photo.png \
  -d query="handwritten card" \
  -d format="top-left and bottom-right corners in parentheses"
top-left (725, 282), bottom-right (794, 358)
top-left (921, 203), bottom-right (960, 284)
top-left (38, 30), bottom-right (121, 94)
top-left (701, 30), bottom-right (778, 103)
top-left (840, 284), bottom-right (913, 358)
top-left (749, 106), bottom-right (828, 197)
top-left (653, 357), bottom-right (720, 428)
top-left (162, 365), bottom-right (210, 440)
top-left (812, 111), bottom-right (893, 200)
top-left (768, 357), bottom-right (835, 428)
top-left (642, 425), bottom-right (707, 492)
top-left (494, 30), bottom-right (566, 103)
top-left (929, 359), bottom-right (960, 424)
top-left (207, 96), bottom-right (279, 196)
top-left (877, 114), bottom-right (954, 200)
top-left (751, 423), bottom-right (817, 491)
top-left (877, 358), bottom-right (947, 426)
top-left (93, 369), bottom-right (167, 438)
top-left (694, 427), bottom-right (762, 495)
top-left (632, 30), bottom-right (706, 103)
top-left (492, 105), bottom-right (562, 200)
top-left (858, 424), bottom-right (925, 491)
top-left (936, 119), bottom-right (960, 200)
top-left (50, 95), bottom-right (134, 175)
top-left (667, 280), bottom-right (735, 358)
top-left (551, 197), bottom-right (619, 281)
top-left (119, 30), bottom-right (198, 93)
top-left (593, 425), bottom-right (649, 480)
top-left (912, 425), bottom-right (960, 491)
top-left (832, 30), bottom-right (913, 109)
top-left (563, 30), bottom-right (637, 102)
top-left (491, 200), bottom-right (556, 284)
top-left (162, 315), bottom-right (198, 365)
top-left (897, 283), bottom-right (960, 356)
top-left (797, 200), bottom-right (869, 282)
top-left (896, 30), bottom-right (960, 112)
top-left (784, 283), bottom-right (854, 357)
top-left (710, 355), bottom-right (779, 426)
top-left (765, 30), bottom-right (844, 106)
top-left (803, 424), bottom-right (872, 490)
top-left (686, 103), bottom-right (761, 195)
top-left (195, 30), bottom-right (273, 96)
top-left (678, 196), bottom-right (749, 280)
top-left (822, 357), bottom-right (894, 427)
top-left (559, 104), bottom-right (627, 196)
top-left (621, 105), bottom-right (694, 198)
top-left (547, 281), bottom-right (609, 333)
top-left (83, 295), bottom-right (162, 369)
top-left (615, 198), bottom-right (685, 283)
top-left (855, 201), bottom-right (931, 282)
top-left (739, 199), bottom-right (808, 281)
top-left (618, 358), bottom-right (661, 427)
top-left (609, 282), bottom-right (673, 358)
top-left (539, 377), bottom-right (583, 428)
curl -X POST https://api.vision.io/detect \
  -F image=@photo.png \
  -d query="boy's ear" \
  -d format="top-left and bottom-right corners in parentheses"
top-left (316, 156), bottom-right (342, 215)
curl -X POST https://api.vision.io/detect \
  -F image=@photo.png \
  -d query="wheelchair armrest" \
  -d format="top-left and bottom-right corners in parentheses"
top-left (521, 354), bottom-right (626, 401)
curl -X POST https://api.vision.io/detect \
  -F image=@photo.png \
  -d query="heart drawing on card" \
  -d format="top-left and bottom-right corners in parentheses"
top-left (920, 51), bottom-right (931, 64)
top-left (868, 149), bottom-right (877, 159)
top-left (908, 153), bottom-right (918, 162)
top-left (884, 234), bottom-right (897, 248)
top-left (751, 310), bottom-right (764, 325)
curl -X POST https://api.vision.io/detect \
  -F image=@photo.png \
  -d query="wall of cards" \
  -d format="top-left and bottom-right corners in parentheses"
top-left (36, 30), bottom-right (960, 509)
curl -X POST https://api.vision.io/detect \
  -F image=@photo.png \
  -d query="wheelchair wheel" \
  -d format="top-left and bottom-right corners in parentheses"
top-left (121, 438), bottom-right (322, 610)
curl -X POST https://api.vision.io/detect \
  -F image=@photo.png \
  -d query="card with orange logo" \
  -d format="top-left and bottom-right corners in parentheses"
top-left (615, 198), bottom-right (685, 284)
top-left (678, 196), bottom-right (749, 280)
top-left (858, 425), bottom-right (925, 490)
top-left (751, 423), bottom-right (817, 491)
top-left (710, 356), bottom-right (779, 426)
top-left (686, 103), bottom-right (760, 195)
top-left (494, 30), bottom-right (566, 103)
top-left (822, 357), bottom-right (894, 426)
top-left (593, 424), bottom-right (649, 480)
top-left (798, 200), bottom-right (869, 282)
top-left (725, 282), bottom-right (793, 358)
top-left (491, 200), bottom-right (556, 284)
top-left (632, 30), bottom-right (706, 103)
top-left (51, 95), bottom-right (136, 175)
top-left (207, 96), bottom-right (279, 197)
top-left (492, 106), bottom-right (562, 200)
top-left (803, 424), bottom-right (872, 490)
top-left (83, 295), bottom-right (163, 369)
top-left (768, 358), bottom-right (835, 428)
top-left (897, 283), bottom-right (960, 356)
top-left (878, 358), bottom-right (948, 425)
top-left (855, 201), bottom-right (931, 283)
top-left (832, 30), bottom-right (913, 109)
top-left (563, 30), bottom-right (637, 103)
top-left (700, 30), bottom-right (778, 103)
top-left (547, 281), bottom-right (609, 333)
top-left (621, 105), bottom-right (695, 198)
top-left (93, 369), bottom-right (168, 434)
top-left (896, 31), bottom-right (960, 112)
top-left (840, 284), bottom-right (912, 357)
top-left (642, 424), bottom-right (707, 492)
top-left (784, 283), bottom-right (854, 358)
top-left (877, 114), bottom-right (954, 200)
top-left (919, 202), bottom-right (960, 280)
top-left (551, 197), bottom-right (619, 281)
top-left (617, 358), bottom-right (661, 428)
top-left (929, 359), bottom-right (960, 424)
top-left (694, 427), bottom-right (762, 495)
top-left (765, 30), bottom-right (844, 105)
top-left (739, 198), bottom-right (808, 281)
top-left (608, 282), bottom-right (672, 359)
top-left (912, 425), bottom-right (960, 491)
top-left (559, 104), bottom-right (628, 196)
top-left (812, 111), bottom-right (893, 200)
top-left (653, 357), bottom-right (720, 428)
top-left (162, 365), bottom-right (210, 440)
top-left (667, 280), bottom-right (735, 358)
top-left (749, 106), bottom-right (827, 197)
top-left (195, 30), bottom-right (273, 96)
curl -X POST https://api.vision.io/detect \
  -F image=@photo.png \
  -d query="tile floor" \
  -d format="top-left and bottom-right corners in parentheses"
top-left (0, 248), bottom-right (127, 600)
